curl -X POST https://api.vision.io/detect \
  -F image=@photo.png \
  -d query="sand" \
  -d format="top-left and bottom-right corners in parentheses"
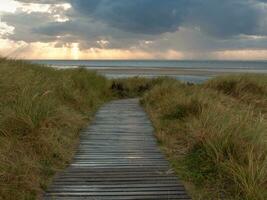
top-left (93, 67), bottom-right (241, 76)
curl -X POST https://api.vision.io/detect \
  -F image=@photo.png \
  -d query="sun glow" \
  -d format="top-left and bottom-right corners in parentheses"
top-left (71, 43), bottom-right (80, 60)
top-left (214, 49), bottom-right (267, 60)
top-left (1, 37), bottom-right (267, 60)
top-left (0, 0), bottom-right (20, 13)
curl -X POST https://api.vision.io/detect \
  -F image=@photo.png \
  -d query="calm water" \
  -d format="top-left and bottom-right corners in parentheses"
top-left (30, 60), bottom-right (267, 83)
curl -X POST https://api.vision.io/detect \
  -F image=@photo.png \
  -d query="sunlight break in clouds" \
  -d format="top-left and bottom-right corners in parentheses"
top-left (0, 40), bottom-right (184, 60)
top-left (0, 0), bottom-right (19, 13)
top-left (214, 50), bottom-right (267, 60)
top-left (0, 0), bottom-right (267, 60)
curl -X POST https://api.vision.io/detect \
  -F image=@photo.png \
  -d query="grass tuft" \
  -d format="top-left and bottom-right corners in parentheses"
top-left (0, 58), bottom-right (112, 199)
top-left (141, 75), bottom-right (267, 200)
top-left (1, 58), bottom-right (266, 200)
top-left (111, 76), bottom-right (171, 98)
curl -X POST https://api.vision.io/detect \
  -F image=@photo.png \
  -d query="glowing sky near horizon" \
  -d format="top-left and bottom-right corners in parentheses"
top-left (0, 0), bottom-right (267, 60)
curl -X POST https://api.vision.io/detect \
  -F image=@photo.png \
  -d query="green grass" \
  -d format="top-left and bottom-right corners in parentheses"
top-left (0, 58), bottom-right (112, 199)
top-left (205, 74), bottom-right (267, 113)
top-left (110, 76), bottom-right (169, 98)
top-left (141, 75), bottom-right (267, 200)
top-left (1, 58), bottom-right (266, 200)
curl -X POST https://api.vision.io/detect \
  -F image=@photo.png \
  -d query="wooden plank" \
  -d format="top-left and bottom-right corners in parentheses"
top-left (44, 195), bottom-right (190, 200)
top-left (44, 99), bottom-right (191, 199)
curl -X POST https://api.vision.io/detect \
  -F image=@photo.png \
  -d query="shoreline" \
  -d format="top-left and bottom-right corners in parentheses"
top-left (93, 67), bottom-right (267, 76)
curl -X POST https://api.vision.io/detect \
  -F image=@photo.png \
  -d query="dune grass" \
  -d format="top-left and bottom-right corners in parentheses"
top-left (110, 76), bottom-right (168, 98)
top-left (0, 58), bottom-right (112, 199)
top-left (141, 74), bottom-right (267, 200)
top-left (205, 74), bottom-right (267, 113)
top-left (1, 58), bottom-right (266, 200)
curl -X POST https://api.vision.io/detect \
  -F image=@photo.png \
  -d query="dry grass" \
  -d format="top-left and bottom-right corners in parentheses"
top-left (110, 76), bottom-right (172, 98)
top-left (0, 58), bottom-right (112, 199)
top-left (1, 58), bottom-right (266, 200)
top-left (141, 75), bottom-right (267, 200)
top-left (205, 74), bottom-right (267, 113)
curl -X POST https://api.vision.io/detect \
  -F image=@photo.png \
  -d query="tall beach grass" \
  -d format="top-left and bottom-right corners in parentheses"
top-left (141, 75), bottom-right (267, 199)
top-left (0, 58), bottom-right (266, 200)
top-left (0, 58), bottom-right (112, 199)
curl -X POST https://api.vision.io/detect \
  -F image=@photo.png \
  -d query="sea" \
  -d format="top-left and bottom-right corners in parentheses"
top-left (30, 60), bottom-right (267, 84)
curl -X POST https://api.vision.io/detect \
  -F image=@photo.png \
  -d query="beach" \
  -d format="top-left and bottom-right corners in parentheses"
top-left (1, 58), bottom-right (266, 200)
top-left (94, 66), bottom-right (248, 76)
top-left (30, 60), bottom-right (267, 83)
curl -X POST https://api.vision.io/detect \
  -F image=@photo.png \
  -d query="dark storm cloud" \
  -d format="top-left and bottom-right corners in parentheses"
top-left (70, 0), bottom-right (267, 37)
top-left (2, 11), bottom-right (57, 42)
top-left (33, 19), bottom-right (156, 49)
top-left (186, 0), bottom-right (265, 37)
top-left (1, 0), bottom-right (267, 53)
top-left (70, 0), bottom-right (189, 35)
top-left (5, 0), bottom-right (267, 39)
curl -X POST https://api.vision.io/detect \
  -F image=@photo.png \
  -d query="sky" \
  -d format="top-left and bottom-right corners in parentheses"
top-left (0, 0), bottom-right (267, 60)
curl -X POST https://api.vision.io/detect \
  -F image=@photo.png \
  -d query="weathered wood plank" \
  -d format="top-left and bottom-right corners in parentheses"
top-left (44, 99), bottom-right (191, 200)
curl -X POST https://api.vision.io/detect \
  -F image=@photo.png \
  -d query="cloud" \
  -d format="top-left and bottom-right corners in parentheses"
top-left (70, 0), bottom-right (189, 35)
top-left (0, 0), bottom-right (267, 59)
top-left (70, 0), bottom-right (267, 37)
top-left (185, 0), bottom-right (266, 37)
top-left (1, 11), bottom-right (57, 42)
top-left (14, 0), bottom-right (67, 4)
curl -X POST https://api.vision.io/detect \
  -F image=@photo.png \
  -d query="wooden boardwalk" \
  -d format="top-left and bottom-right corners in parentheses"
top-left (44, 99), bottom-right (191, 200)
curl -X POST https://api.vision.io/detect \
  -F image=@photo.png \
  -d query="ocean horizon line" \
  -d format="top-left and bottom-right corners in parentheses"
top-left (26, 59), bottom-right (267, 62)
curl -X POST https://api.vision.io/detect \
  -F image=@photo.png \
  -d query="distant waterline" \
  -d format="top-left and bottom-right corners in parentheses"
top-left (30, 60), bottom-right (267, 83)
top-left (30, 60), bottom-right (267, 69)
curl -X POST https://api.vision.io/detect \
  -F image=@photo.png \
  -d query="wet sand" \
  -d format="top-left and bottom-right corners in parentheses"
top-left (94, 67), bottom-right (244, 76)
